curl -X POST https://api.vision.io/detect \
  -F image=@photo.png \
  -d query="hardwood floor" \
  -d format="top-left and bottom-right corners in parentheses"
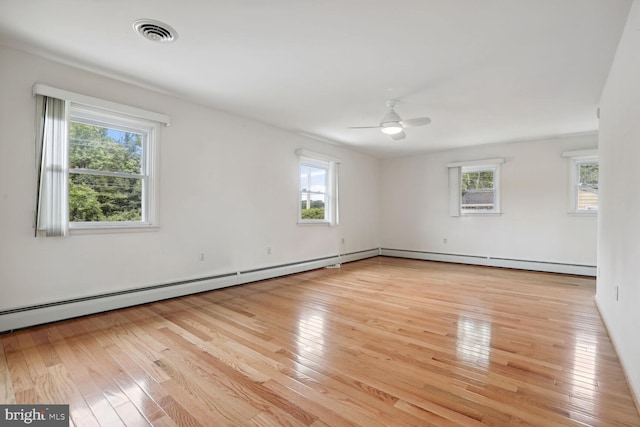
top-left (1, 257), bottom-right (639, 426)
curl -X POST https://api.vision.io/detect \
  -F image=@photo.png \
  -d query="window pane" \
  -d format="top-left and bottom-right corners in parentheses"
top-left (309, 166), bottom-right (327, 193)
top-left (300, 165), bottom-right (311, 191)
top-left (300, 164), bottom-right (327, 193)
top-left (461, 191), bottom-right (494, 211)
top-left (69, 174), bottom-right (142, 222)
top-left (300, 193), bottom-right (326, 220)
top-left (577, 162), bottom-right (598, 211)
top-left (69, 122), bottom-right (142, 174)
top-left (577, 189), bottom-right (598, 211)
top-left (579, 163), bottom-right (599, 187)
top-left (462, 170), bottom-right (494, 191)
top-left (461, 169), bottom-right (495, 211)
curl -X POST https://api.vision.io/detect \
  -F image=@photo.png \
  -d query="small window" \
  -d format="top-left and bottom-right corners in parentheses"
top-left (573, 158), bottom-right (599, 212)
top-left (297, 151), bottom-right (339, 225)
top-left (460, 165), bottom-right (500, 214)
top-left (68, 105), bottom-right (158, 228)
top-left (299, 160), bottom-right (329, 221)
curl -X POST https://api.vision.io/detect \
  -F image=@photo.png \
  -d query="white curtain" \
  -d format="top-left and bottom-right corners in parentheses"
top-left (331, 161), bottom-right (340, 227)
top-left (35, 95), bottom-right (69, 237)
top-left (448, 166), bottom-right (461, 217)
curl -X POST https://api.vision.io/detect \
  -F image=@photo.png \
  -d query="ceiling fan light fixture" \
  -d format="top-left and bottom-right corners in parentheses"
top-left (381, 122), bottom-right (403, 135)
top-left (347, 99), bottom-right (430, 138)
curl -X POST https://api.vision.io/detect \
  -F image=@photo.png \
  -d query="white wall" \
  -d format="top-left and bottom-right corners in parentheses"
top-left (0, 45), bottom-right (380, 311)
top-left (380, 134), bottom-right (598, 267)
top-left (597, 0), bottom-right (640, 405)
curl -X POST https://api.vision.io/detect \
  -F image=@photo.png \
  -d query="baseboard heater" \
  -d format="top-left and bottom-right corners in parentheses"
top-left (380, 248), bottom-right (596, 277)
top-left (0, 249), bottom-right (379, 333)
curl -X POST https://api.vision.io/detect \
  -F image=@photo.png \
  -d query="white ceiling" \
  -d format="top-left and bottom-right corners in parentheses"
top-left (0, 0), bottom-right (632, 157)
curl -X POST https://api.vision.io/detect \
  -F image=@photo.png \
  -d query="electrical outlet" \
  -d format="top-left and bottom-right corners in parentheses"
top-left (443, 238), bottom-right (447, 244)
top-left (199, 252), bottom-right (205, 261)
top-left (267, 247), bottom-right (272, 255)
top-left (341, 238), bottom-right (345, 244)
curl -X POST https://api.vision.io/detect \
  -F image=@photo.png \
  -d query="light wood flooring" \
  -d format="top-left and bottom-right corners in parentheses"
top-left (1, 257), bottom-right (639, 426)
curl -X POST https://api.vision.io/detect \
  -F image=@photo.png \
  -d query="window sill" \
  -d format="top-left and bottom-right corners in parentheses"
top-left (460, 212), bottom-right (503, 217)
top-left (69, 223), bottom-right (160, 235)
top-left (568, 212), bottom-right (598, 217)
top-left (297, 221), bottom-right (331, 226)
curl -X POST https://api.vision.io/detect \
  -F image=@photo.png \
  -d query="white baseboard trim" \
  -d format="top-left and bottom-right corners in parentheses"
top-left (594, 296), bottom-right (640, 417)
top-left (380, 248), bottom-right (596, 276)
top-left (0, 248), bottom-right (379, 332)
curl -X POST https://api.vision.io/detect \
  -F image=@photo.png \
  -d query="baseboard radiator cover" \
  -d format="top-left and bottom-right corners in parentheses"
top-left (380, 248), bottom-right (596, 276)
top-left (0, 248), bottom-right (379, 332)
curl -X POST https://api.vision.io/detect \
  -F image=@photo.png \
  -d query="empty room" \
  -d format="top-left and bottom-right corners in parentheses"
top-left (1, 0), bottom-right (640, 426)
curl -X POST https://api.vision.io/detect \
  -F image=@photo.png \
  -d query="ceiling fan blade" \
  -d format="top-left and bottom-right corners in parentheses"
top-left (347, 126), bottom-right (380, 129)
top-left (401, 117), bottom-right (431, 127)
top-left (391, 130), bottom-right (406, 141)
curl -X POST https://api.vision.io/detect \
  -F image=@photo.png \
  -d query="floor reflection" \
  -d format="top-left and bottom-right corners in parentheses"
top-left (296, 309), bottom-right (326, 358)
top-left (456, 316), bottom-right (492, 368)
top-left (571, 330), bottom-right (597, 412)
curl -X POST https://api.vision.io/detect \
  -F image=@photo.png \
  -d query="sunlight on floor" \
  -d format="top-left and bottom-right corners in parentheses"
top-left (296, 310), bottom-right (326, 358)
top-left (571, 330), bottom-right (598, 413)
top-left (456, 316), bottom-right (492, 369)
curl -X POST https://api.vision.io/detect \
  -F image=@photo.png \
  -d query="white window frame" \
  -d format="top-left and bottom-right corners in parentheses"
top-left (460, 165), bottom-right (500, 214)
top-left (33, 84), bottom-right (168, 235)
top-left (68, 104), bottom-right (160, 231)
top-left (296, 150), bottom-right (339, 226)
top-left (563, 149), bottom-right (598, 214)
top-left (448, 158), bottom-right (504, 216)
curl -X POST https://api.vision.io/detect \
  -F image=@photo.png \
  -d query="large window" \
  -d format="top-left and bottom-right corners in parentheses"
top-left (68, 106), bottom-right (156, 225)
top-left (34, 84), bottom-right (167, 236)
top-left (297, 150), bottom-right (339, 225)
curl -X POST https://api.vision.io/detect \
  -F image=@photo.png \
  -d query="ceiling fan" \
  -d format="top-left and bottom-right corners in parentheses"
top-left (349, 100), bottom-right (431, 140)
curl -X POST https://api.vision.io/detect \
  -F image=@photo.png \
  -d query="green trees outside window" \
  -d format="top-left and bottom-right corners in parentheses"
top-left (461, 168), bottom-right (496, 212)
top-left (69, 122), bottom-right (143, 222)
top-left (300, 200), bottom-right (325, 219)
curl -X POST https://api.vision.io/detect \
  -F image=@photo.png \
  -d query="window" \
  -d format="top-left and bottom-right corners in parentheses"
top-left (574, 159), bottom-right (599, 212)
top-left (34, 84), bottom-right (168, 236)
top-left (299, 159), bottom-right (329, 221)
top-left (68, 105), bottom-right (157, 226)
top-left (562, 150), bottom-right (598, 214)
top-left (460, 166), bottom-right (499, 213)
top-left (297, 150), bottom-right (339, 225)
top-left (447, 158), bottom-right (504, 216)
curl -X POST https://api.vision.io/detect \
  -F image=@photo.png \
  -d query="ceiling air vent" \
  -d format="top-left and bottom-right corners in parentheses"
top-left (133, 19), bottom-right (178, 43)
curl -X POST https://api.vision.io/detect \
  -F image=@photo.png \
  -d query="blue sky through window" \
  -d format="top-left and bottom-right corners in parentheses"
top-left (300, 165), bottom-right (327, 193)
top-left (106, 127), bottom-right (143, 157)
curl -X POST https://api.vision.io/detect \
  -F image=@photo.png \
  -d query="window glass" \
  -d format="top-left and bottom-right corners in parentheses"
top-left (576, 160), bottom-right (598, 212)
top-left (69, 124), bottom-right (142, 173)
top-left (300, 162), bottom-right (329, 221)
top-left (69, 122), bottom-right (145, 222)
top-left (461, 167), bottom-right (497, 213)
top-left (67, 105), bottom-right (158, 228)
